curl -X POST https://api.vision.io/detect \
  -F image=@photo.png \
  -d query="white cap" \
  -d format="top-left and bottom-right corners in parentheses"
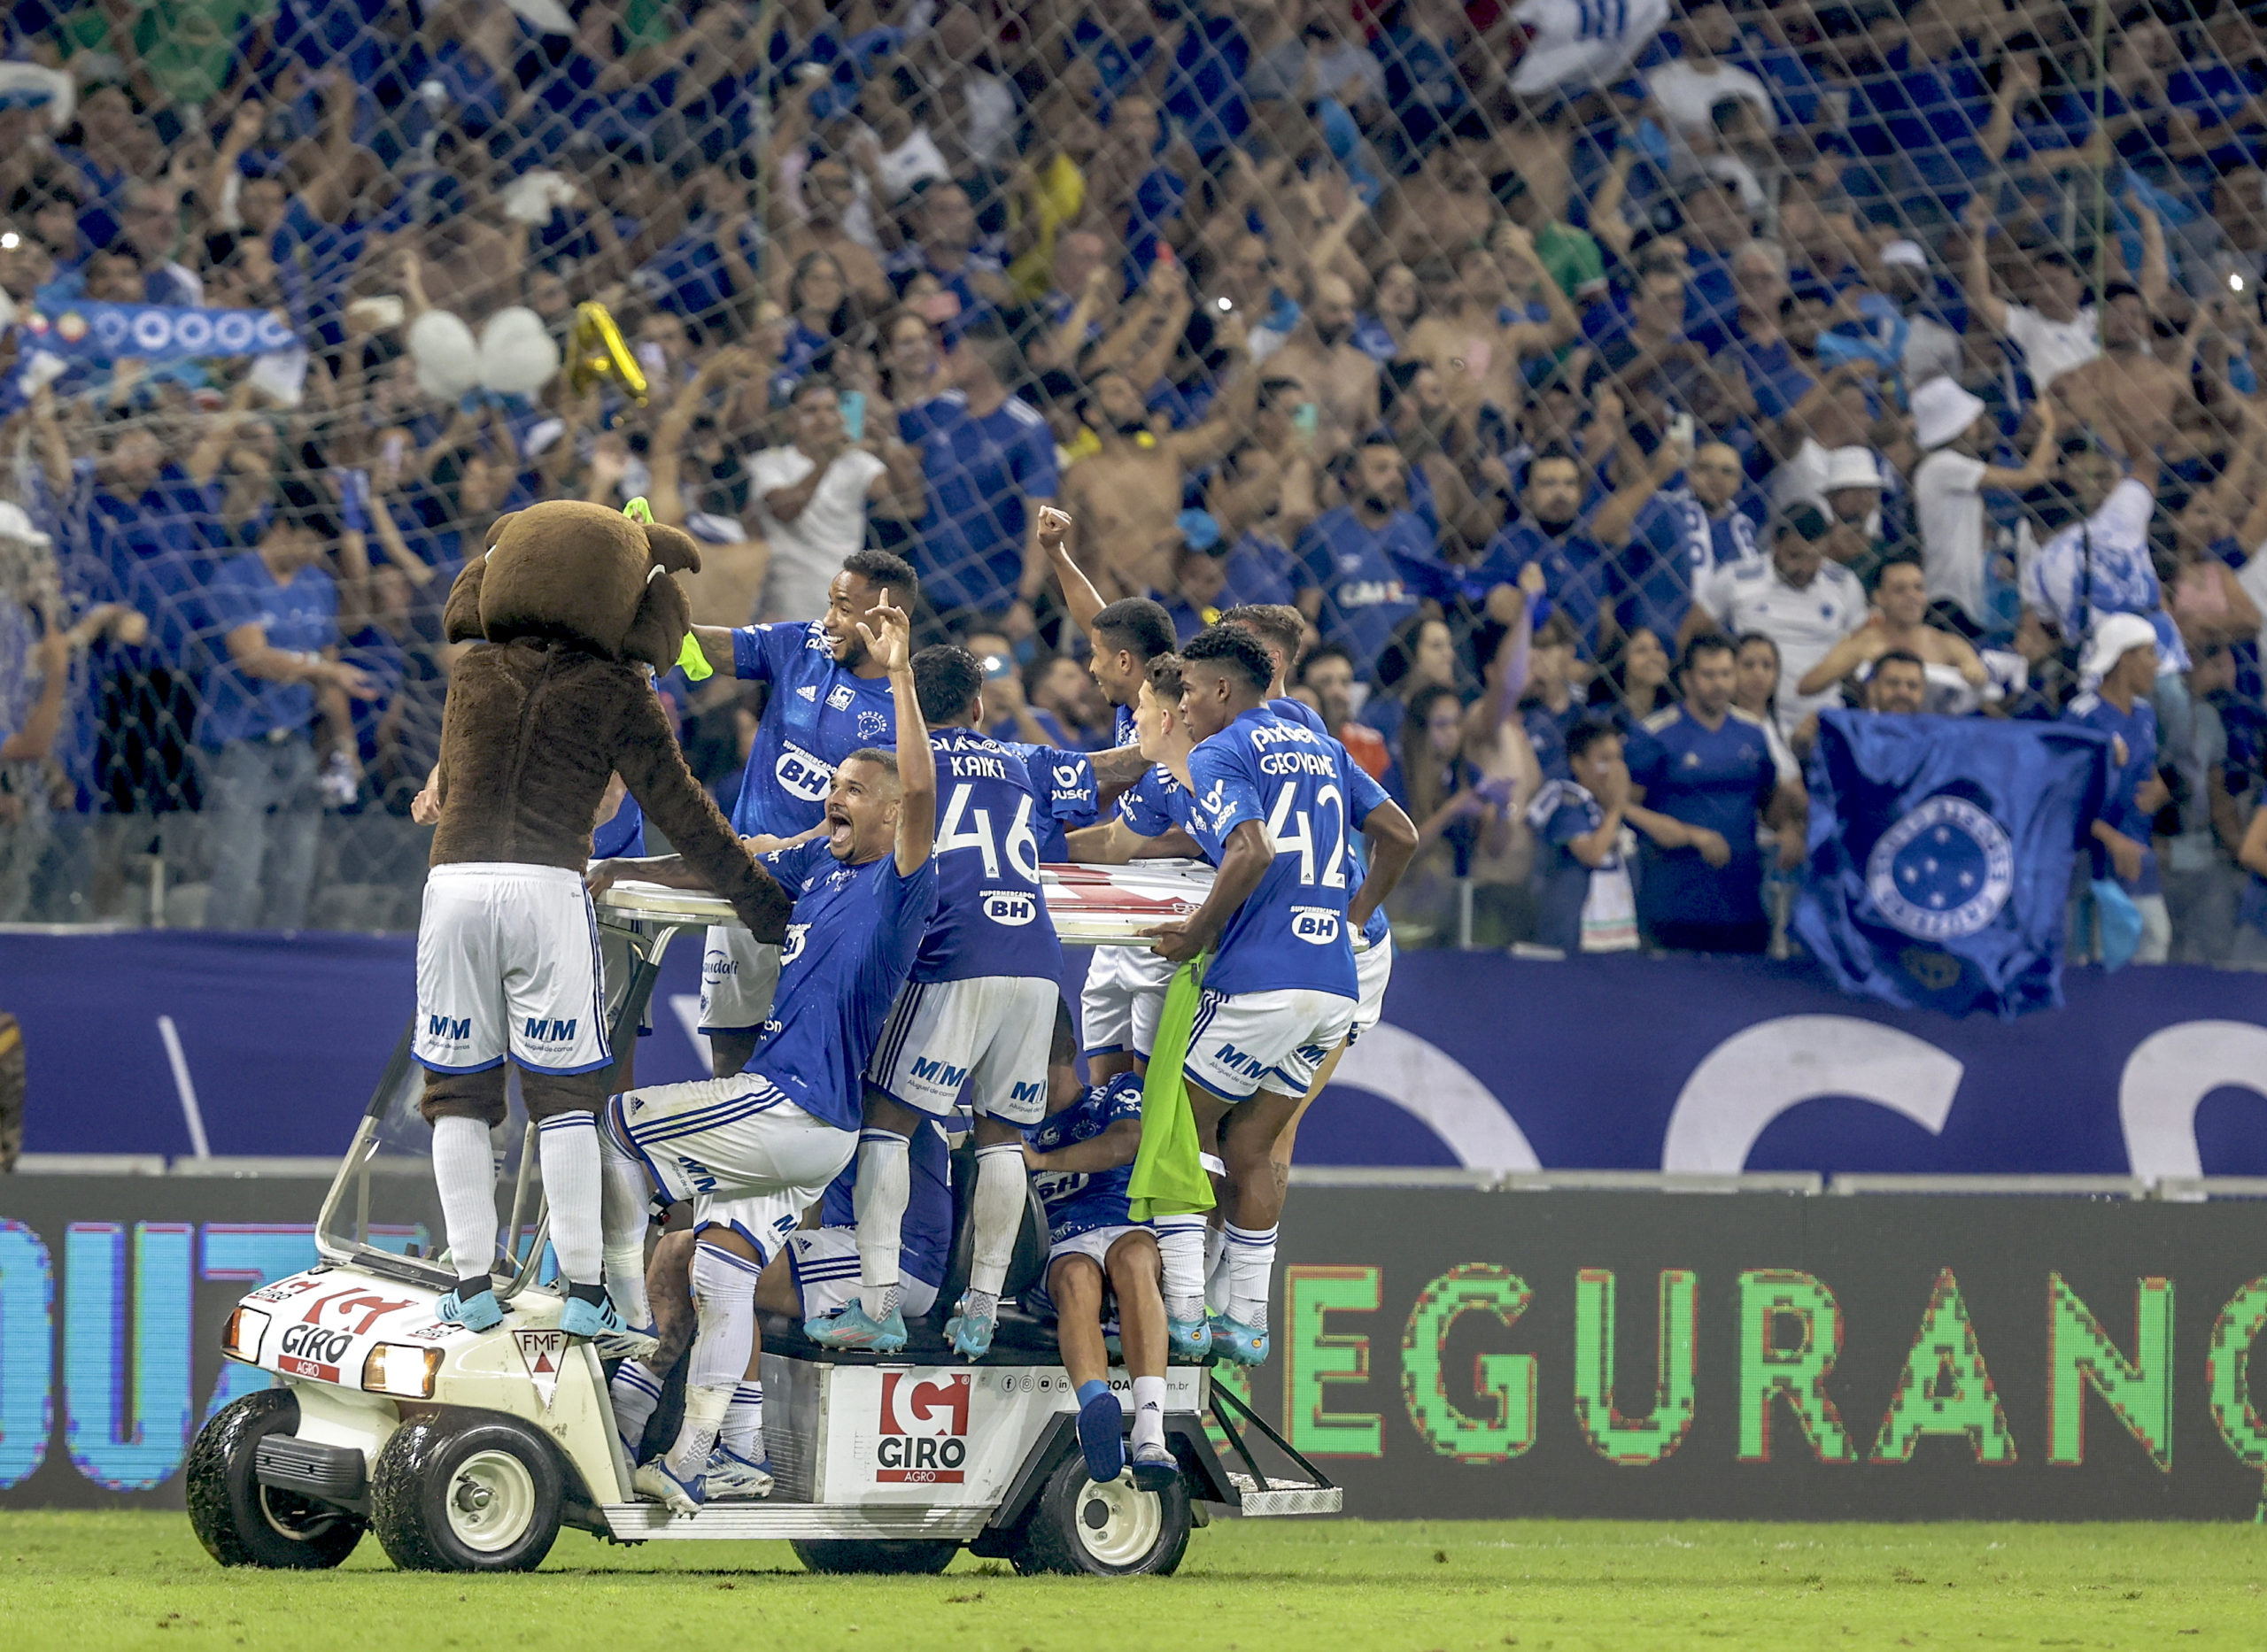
top-left (1823, 446), bottom-right (1882, 492)
top-left (1912, 374), bottom-right (1986, 452)
top-left (2082, 613), bottom-right (2160, 685)
top-left (0, 499), bottom-right (51, 546)
top-left (1880, 239), bottom-right (1929, 270)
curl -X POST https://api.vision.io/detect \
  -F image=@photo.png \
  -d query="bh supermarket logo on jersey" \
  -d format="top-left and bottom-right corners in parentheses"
top-left (876, 1371), bottom-right (971, 1483)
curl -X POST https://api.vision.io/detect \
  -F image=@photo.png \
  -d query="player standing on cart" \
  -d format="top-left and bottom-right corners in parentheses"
top-left (588, 594), bottom-right (937, 1512)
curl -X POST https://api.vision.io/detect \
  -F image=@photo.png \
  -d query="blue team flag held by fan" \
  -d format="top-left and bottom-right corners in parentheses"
top-left (1793, 711), bottom-right (2112, 1020)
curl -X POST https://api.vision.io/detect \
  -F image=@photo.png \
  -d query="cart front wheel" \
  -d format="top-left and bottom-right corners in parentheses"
top-left (186, 1388), bottom-right (366, 1570)
top-left (790, 1539), bottom-right (960, 1575)
top-left (370, 1414), bottom-right (564, 1572)
top-left (1008, 1451), bottom-right (1191, 1577)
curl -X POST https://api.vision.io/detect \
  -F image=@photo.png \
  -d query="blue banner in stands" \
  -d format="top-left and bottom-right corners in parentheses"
top-left (18, 302), bottom-right (297, 364)
top-left (6, 935), bottom-right (2266, 1181)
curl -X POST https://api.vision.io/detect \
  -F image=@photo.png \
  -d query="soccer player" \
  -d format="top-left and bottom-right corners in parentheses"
top-left (811, 645), bottom-right (1067, 1358)
top-left (681, 549), bottom-right (918, 1078)
top-left (1024, 1004), bottom-right (1178, 1491)
top-left (1146, 625), bottom-right (1415, 1364)
top-left (587, 596), bottom-right (937, 1513)
top-left (607, 1117), bottom-right (955, 1497)
top-left (1036, 504), bottom-right (1186, 1085)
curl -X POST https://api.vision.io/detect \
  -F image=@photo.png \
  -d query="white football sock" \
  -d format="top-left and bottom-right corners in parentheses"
top-left (538, 1112), bottom-right (603, 1287)
top-left (852, 1129), bottom-right (909, 1319)
top-left (1203, 1221), bottom-right (1231, 1315)
top-left (665, 1385), bottom-right (731, 1483)
top-left (430, 1115), bottom-right (498, 1282)
top-left (598, 1112), bottom-right (656, 1327)
top-left (668, 1243), bottom-right (762, 1478)
top-left (968, 1140), bottom-right (1027, 1299)
top-left (1153, 1216), bottom-right (1208, 1320)
top-left (1223, 1223), bottom-right (1278, 1329)
top-left (610, 1358), bottom-right (664, 1456)
top-left (721, 1382), bottom-right (765, 1463)
top-left (1132, 1374), bottom-right (1167, 1451)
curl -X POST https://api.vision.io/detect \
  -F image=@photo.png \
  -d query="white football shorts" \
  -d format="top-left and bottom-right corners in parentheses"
top-left (1181, 987), bottom-right (1358, 1105)
top-left (691, 1189), bottom-right (805, 1265)
top-left (785, 1226), bottom-right (939, 1322)
top-left (1352, 930), bottom-right (1394, 1040)
top-left (1079, 943), bottom-right (1175, 1061)
top-left (607, 1073), bottom-right (855, 1208)
top-left (866, 976), bottom-right (1058, 1126)
top-left (414, 862), bottom-right (610, 1076)
top-left (698, 922), bottom-right (783, 1034)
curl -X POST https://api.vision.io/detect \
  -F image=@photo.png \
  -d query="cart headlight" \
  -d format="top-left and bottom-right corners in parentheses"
top-left (221, 1306), bottom-right (270, 1363)
top-left (361, 1342), bottom-right (442, 1399)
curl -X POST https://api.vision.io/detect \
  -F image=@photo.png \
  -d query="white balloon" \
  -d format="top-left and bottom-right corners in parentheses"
top-left (477, 305), bottom-right (562, 396)
top-left (407, 310), bottom-right (480, 400)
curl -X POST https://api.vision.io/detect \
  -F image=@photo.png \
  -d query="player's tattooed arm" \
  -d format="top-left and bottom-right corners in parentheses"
top-left (1144, 819), bottom-right (1268, 963)
top-left (1087, 744), bottom-right (1153, 788)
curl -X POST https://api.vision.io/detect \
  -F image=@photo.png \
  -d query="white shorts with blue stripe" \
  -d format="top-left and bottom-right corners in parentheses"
top-left (785, 1226), bottom-right (939, 1321)
top-left (1180, 986), bottom-right (1357, 1105)
top-left (605, 1073), bottom-right (855, 1210)
top-left (414, 862), bottom-right (612, 1076)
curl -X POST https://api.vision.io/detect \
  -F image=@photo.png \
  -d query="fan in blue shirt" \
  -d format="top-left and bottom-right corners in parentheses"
top-left (1467, 452), bottom-right (1614, 657)
top-left (684, 548), bottom-right (914, 1067)
top-left (898, 327), bottom-right (1059, 619)
top-left (1292, 443), bottom-right (1456, 670)
top-left (2065, 618), bottom-right (2170, 910)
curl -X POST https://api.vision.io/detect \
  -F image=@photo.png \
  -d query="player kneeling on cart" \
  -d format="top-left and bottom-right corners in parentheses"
top-left (1024, 1005), bottom-right (1177, 1491)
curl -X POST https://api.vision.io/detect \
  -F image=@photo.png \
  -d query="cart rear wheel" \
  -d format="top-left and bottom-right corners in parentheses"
top-left (370, 1414), bottom-right (564, 1572)
top-left (790, 1539), bottom-right (960, 1575)
top-left (186, 1388), bottom-right (366, 1570)
top-left (1008, 1451), bottom-right (1190, 1577)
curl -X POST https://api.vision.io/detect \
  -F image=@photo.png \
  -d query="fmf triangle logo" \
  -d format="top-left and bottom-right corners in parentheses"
top-left (514, 1329), bottom-right (568, 1409)
top-left (877, 1371), bottom-right (971, 1483)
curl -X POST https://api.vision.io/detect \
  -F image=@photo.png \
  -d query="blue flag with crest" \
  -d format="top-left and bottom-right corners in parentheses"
top-left (1793, 711), bottom-right (2111, 1020)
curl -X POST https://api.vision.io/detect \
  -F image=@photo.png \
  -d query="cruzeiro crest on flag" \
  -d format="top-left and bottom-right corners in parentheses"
top-left (1865, 795), bottom-right (2016, 941)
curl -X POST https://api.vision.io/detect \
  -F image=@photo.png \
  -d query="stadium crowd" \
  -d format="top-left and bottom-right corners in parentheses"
top-left (3, 0), bottom-right (2267, 964)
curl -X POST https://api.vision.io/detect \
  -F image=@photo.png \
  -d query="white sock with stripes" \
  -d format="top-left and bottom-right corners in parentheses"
top-left (609, 1357), bottom-right (664, 1457)
top-left (1153, 1215), bottom-right (1209, 1322)
top-left (852, 1129), bottom-right (909, 1320)
top-left (669, 1242), bottom-right (762, 1478)
top-left (1203, 1221), bottom-right (1231, 1315)
top-left (538, 1112), bottom-right (603, 1288)
top-left (1223, 1223), bottom-right (1278, 1330)
top-left (598, 1110), bottom-right (656, 1329)
top-left (967, 1140), bottom-right (1027, 1301)
top-left (721, 1382), bottom-right (765, 1463)
top-left (429, 1115), bottom-right (498, 1282)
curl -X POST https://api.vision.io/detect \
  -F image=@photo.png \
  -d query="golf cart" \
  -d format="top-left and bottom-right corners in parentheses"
top-left (186, 863), bottom-right (1340, 1578)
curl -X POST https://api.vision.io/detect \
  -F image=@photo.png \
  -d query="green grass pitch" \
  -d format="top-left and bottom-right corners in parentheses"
top-left (5, 1512), bottom-right (2263, 1650)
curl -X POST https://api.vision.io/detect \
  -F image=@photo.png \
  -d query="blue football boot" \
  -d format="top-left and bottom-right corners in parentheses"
top-left (1208, 1311), bottom-right (1270, 1367)
top-left (436, 1279), bottom-right (503, 1332)
top-left (805, 1302), bottom-right (909, 1353)
top-left (1166, 1312), bottom-right (1213, 1361)
top-left (945, 1294), bottom-right (997, 1361)
top-left (1077, 1390), bottom-right (1126, 1485)
top-left (632, 1455), bottom-right (705, 1515)
top-left (561, 1293), bottom-right (659, 1358)
top-left (703, 1447), bottom-right (775, 1501)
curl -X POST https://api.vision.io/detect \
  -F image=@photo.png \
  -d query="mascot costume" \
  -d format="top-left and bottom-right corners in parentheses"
top-left (414, 498), bottom-right (788, 1340)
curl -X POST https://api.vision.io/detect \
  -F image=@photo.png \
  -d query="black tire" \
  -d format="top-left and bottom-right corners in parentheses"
top-left (369, 1414), bottom-right (564, 1572)
top-left (790, 1539), bottom-right (961, 1575)
top-left (186, 1388), bottom-right (367, 1570)
top-left (1007, 1451), bottom-right (1192, 1578)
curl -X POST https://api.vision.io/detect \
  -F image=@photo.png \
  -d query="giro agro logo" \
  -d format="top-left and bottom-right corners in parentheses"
top-left (876, 1371), bottom-right (971, 1483)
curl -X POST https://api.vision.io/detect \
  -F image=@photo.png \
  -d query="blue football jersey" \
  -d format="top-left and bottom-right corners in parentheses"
top-left (1185, 705), bottom-right (1360, 999)
top-left (914, 726), bottom-right (1066, 984)
top-left (591, 794), bottom-right (645, 860)
top-left (1112, 701), bottom-right (1138, 748)
top-left (729, 622), bottom-right (898, 838)
top-left (1269, 697), bottom-right (1390, 951)
top-left (1117, 761), bottom-right (1210, 860)
top-left (999, 740), bottom-right (1101, 861)
top-left (818, 1116), bottom-right (952, 1289)
top-left (747, 839), bottom-right (938, 1130)
top-left (1026, 1073), bottom-right (1145, 1242)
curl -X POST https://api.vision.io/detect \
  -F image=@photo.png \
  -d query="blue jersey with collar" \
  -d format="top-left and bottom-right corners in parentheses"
top-left (819, 1116), bottom-right (952, 1288)
top-left (1624, 705), bottom-right (1781, 929)
top-left (1618, 487), bottom-right (1765, 643)
top-left (1185, 705), bottom-right (1360, 999)
top-left (914, 726), bottom-right (1066, 984)
top-left (1292, 507), bottom-right (1453, 670)
top-left (2065, 691), bottom-right (2162, 896)
top-left (747, 839), bottom-right (938, 1131)
top-left (729, 621), bottom-right (898, 838)
top-left (898, 390), bottom-right (1058, 614)
top-left (1026, 1073), bottom-right (1146, 1241)
top-left (1270, 696), bottom-right (1390, 950)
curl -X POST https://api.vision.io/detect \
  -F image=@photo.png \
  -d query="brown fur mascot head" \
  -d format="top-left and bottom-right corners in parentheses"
top-left (440, 499), bottom-right (702, 670)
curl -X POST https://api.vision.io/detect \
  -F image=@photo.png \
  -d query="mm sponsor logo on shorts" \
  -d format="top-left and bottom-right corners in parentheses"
top-left (1208, 1043), bottom-right (1270, 1080)
top-left (876, 1371), bottom-right (971, 1484)
top-left (909, 1056), bottom-right (968, 1090)
top-left (980, 889), bottom-right (1036, 926)
top-left (1011, 1079), bottom-right (1044, 1107)
top-left (426, 1014), bottom-right (471, 1041)
top-left (1289, 906), bottom-right (1342, 945)
top-left (522, 1016), bottom-right (577, 1043)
